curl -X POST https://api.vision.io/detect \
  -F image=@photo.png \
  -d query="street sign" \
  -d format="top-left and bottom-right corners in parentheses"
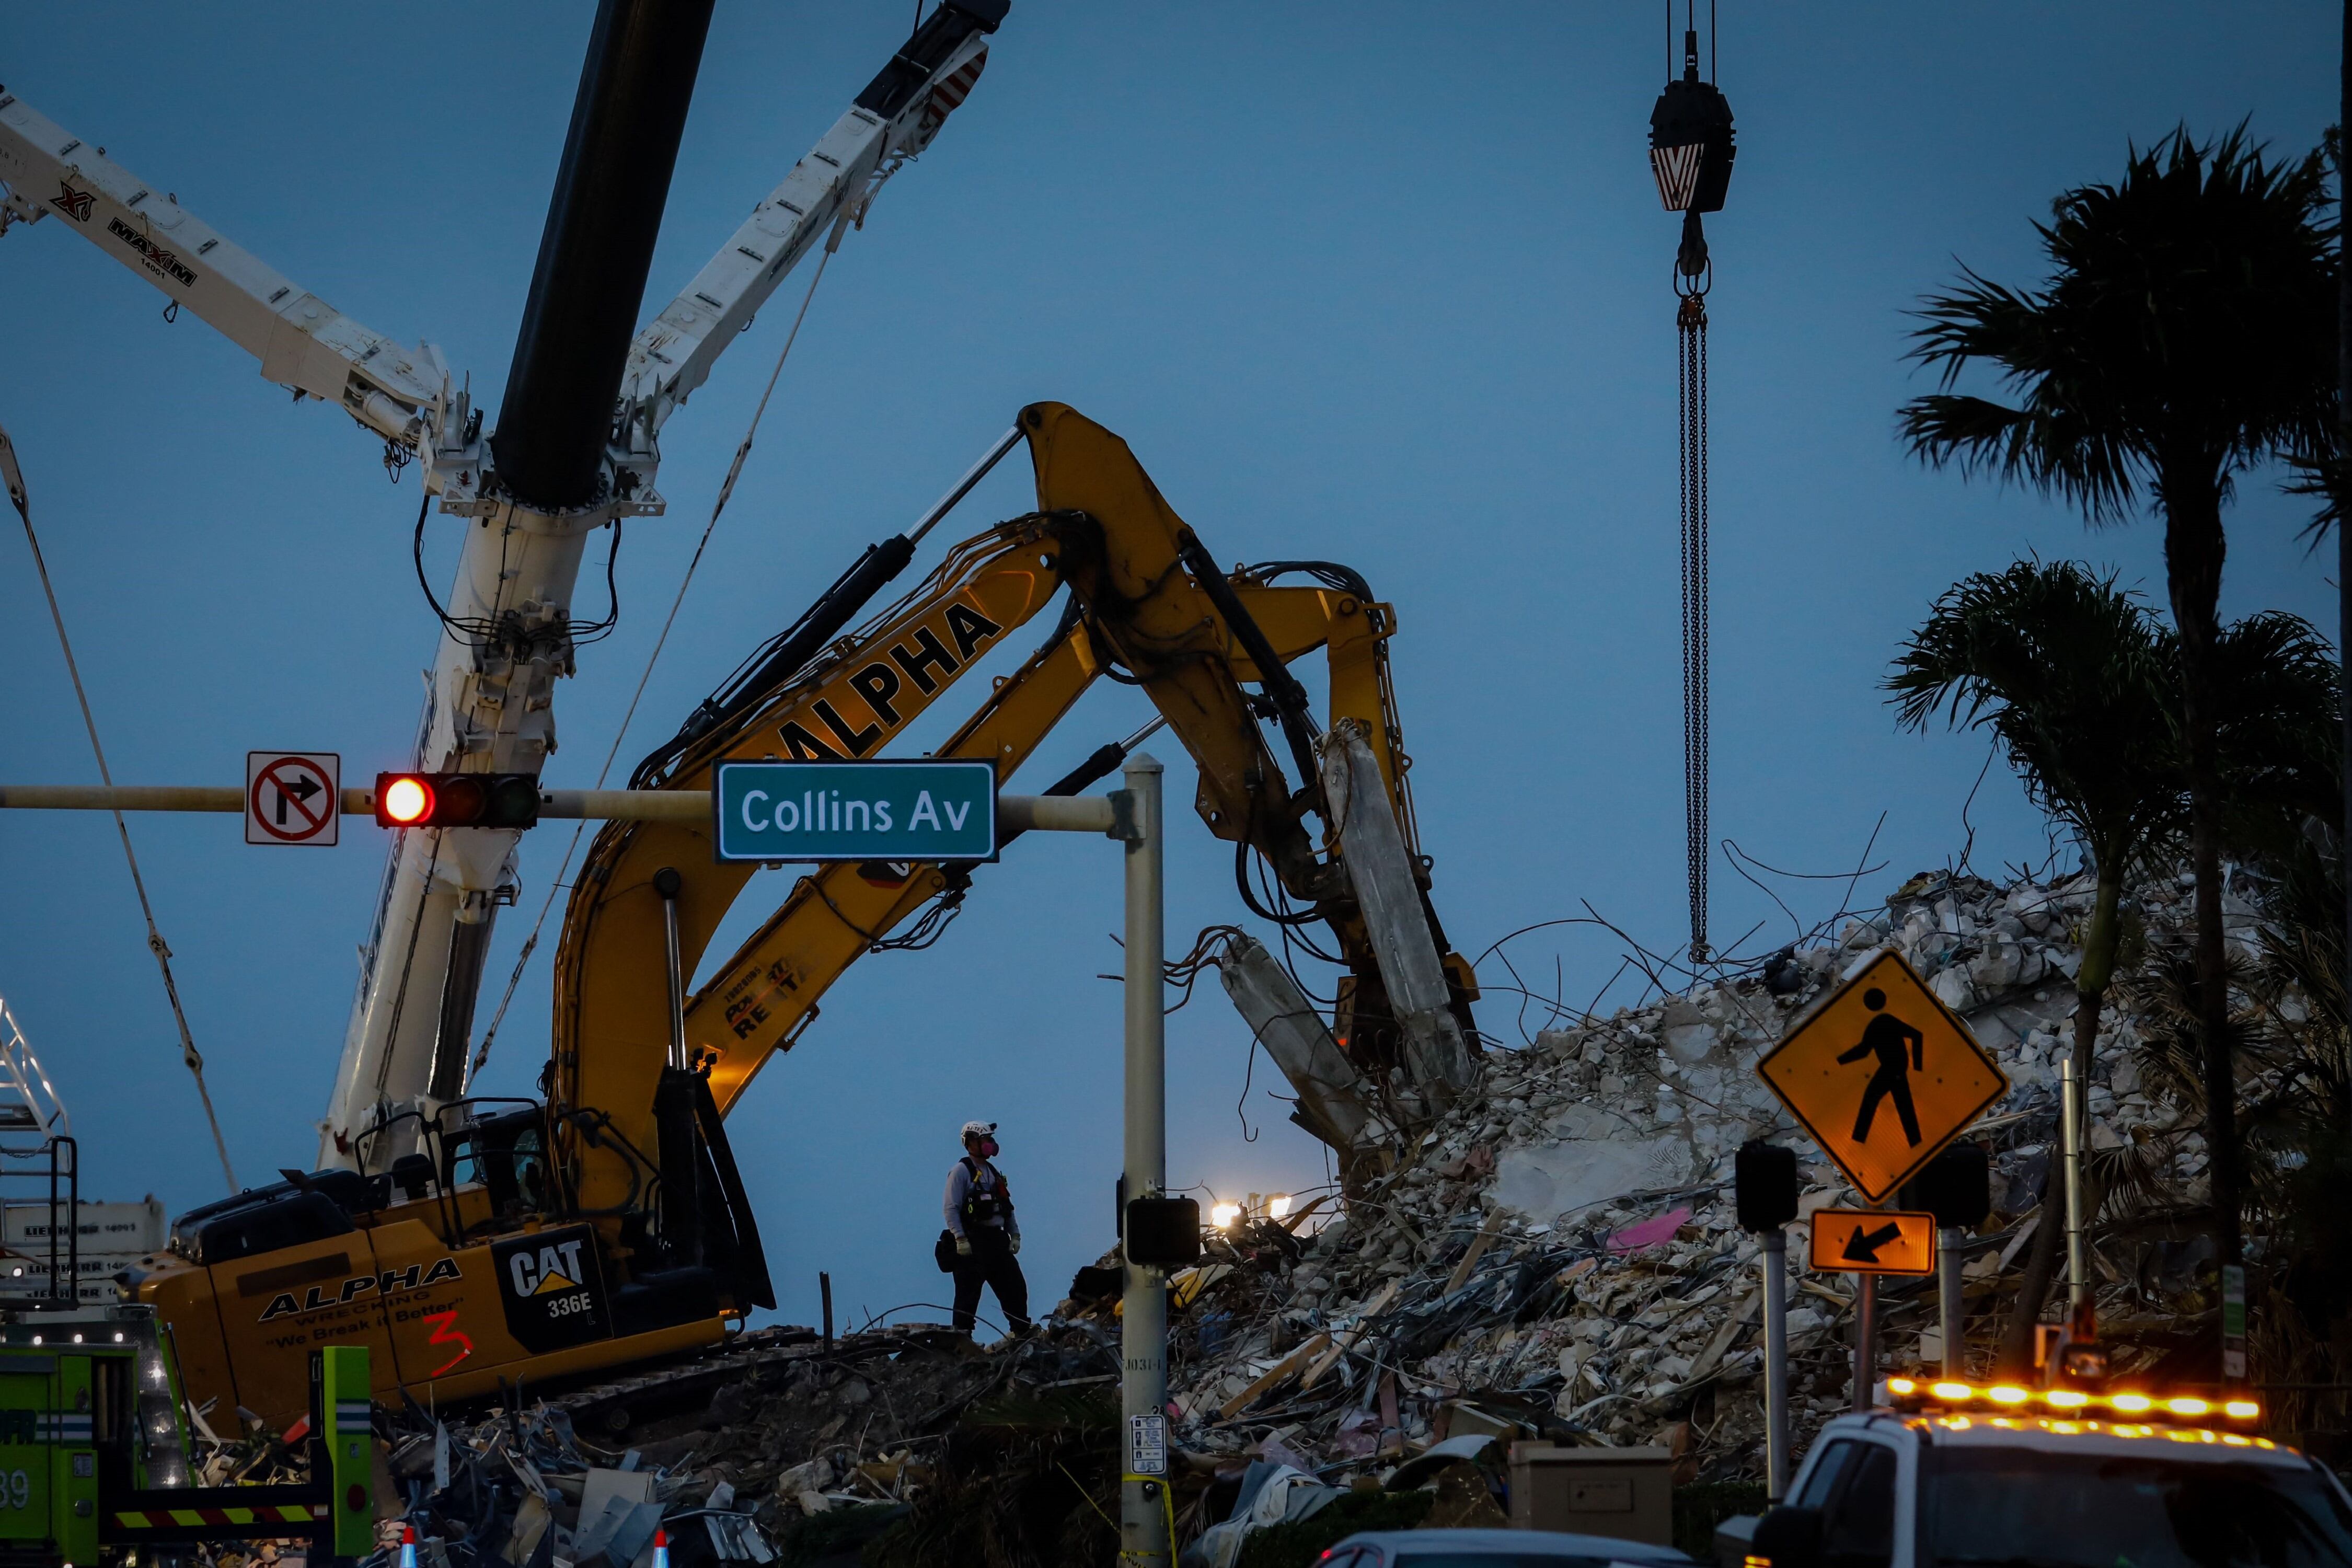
top-left (1757, 948), bottom-right (2008, 1202)
top-left (711, 759), bottom-right (996, 863)
top-left (245, 751), bottom-right (339, 847)
top-left (1127, 1412), bottom-right (1168, 1477)
top-left (1809, 1208), bottom-right (1937, 1275)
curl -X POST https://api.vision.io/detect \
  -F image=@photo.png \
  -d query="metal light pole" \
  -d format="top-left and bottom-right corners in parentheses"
top-left (1851, 1273), bottom-right (1877, 1412)
top-left (2061, 1059), bottom-right (2086, 1310)
top-left (1760, 1228), bottom-right (1791, 1498)
top-left (1938, 1227), bottom-right (1965, 1378)
top-left (1119, 753), bottom-right (1171, 1567)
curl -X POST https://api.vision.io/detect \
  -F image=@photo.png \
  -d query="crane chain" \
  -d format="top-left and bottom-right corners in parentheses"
top-left (1676, 288), bottom-right (1711, 963)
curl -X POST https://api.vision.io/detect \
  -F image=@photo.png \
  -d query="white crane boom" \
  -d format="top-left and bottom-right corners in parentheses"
top-left (0, 91), bottom-right (446, 451)
top-left (0, 4), bottom-right (1006, 1174)
top-left (624, 40), bottom-right (988, 436)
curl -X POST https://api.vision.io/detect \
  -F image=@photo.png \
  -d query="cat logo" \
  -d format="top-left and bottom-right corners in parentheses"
top-left (507, 1237), bottom-right (590, 1299)
top-left (491, 1225), bottom-right (612, 1352)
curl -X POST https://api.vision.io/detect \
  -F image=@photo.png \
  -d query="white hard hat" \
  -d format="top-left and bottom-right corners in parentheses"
top-left (961, 1120), bottom-right (997, 1140)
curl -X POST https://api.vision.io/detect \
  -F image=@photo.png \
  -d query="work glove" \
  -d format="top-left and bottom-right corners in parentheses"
top-left (955, 1236), bottom-right (974, 1259)
top-left (1009, 1235), bottom-right (1021, 1255)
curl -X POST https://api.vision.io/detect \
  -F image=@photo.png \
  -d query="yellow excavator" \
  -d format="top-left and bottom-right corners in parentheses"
top-left (123, 404), bottom-right (1479, 1424)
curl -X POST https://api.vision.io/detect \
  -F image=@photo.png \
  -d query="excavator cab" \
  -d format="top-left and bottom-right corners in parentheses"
top-left (439, 1100), bottom-right (556, 1223)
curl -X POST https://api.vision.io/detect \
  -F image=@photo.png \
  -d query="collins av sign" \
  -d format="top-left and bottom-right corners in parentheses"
top-left (712, 759), bottom-right (998, 863)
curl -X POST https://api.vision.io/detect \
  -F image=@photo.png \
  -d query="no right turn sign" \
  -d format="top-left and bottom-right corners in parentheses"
top-left (247, 751), bottom-right (340, 847)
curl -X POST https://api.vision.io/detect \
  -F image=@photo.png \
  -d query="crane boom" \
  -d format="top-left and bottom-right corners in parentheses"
top-left (0, 5), bottom-right (1010, 1178)
top-left (0, 90), bottom-right (447, 450)
top-left (623, 2), bottom-right (1000, 436)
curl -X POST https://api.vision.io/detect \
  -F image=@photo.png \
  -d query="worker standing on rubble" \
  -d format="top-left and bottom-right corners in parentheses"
top-left (943, 1120), bottom-right (1031, 1337)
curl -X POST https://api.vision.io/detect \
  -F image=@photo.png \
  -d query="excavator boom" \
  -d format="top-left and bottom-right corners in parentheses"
top-left (133, 403), bottom-right (1473, 1426)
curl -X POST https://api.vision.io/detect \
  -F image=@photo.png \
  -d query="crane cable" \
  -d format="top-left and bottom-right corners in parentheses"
top-left (467, 236), bottom-right (841, 1086)
top-left (1678, 263), bottom-right (1710, 964)
top-left (0, 420), bottom-right (239, 1194)
top-left (1650, 0), bottom-right (1734, 964)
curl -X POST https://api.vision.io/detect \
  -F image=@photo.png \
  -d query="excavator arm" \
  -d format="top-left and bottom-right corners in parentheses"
top-left (549, 403), bottom-right (1470, 1220)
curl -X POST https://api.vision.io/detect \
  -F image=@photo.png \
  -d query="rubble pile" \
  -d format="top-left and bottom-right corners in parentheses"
top-left (202, 861), bottom-right (2285, 1568)
top-left (1135, 862), bottom-right (2252, 1492)
top-left (346, 1322), bottom-right (1123, 1568)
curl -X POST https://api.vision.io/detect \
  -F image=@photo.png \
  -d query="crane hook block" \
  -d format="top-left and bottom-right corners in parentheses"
top-left (1648, 30), bottom-right (1736, 215)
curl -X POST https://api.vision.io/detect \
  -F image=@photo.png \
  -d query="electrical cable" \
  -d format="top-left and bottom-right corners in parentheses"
top-left (0, 419), bottom-right (238, 1195)
top-left (412, 485), bottom-right (623, 650)
top-left (469, 243), bottom-right (839, 1086)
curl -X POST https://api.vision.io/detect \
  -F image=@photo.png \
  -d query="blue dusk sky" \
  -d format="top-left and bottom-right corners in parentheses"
top-left (0, 3), bottom-right (2338, 1333)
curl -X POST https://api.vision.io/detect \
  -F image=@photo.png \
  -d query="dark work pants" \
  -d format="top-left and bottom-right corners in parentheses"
top-left (951, 1226), bottom-right (1030, 1335)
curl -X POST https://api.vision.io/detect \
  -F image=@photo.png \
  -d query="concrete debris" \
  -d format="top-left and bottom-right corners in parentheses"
top-left (333, 1322), bottom-right (1121, 1568)
top-left (1319, 720), bottom-right (1474, 1102)
top-left (1077, 858), bottom-right (2275, 1561)
top-left (200, 859), bottom-right (2280, 1567)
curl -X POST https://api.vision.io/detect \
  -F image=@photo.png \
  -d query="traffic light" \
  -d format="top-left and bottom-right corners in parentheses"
top-left (1735, 1140), bottom-right (1799, 1232)
top-left (1898, 1142), bottom-right (1991, 1231)
top-left (374, 772), bottom-right (541, 829)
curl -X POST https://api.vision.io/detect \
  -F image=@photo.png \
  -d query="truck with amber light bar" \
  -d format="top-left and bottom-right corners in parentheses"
top-left (1716, 1389), bottom-right (2352, 1568)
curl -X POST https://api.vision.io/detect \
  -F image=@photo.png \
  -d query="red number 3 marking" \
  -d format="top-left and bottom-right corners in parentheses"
top-left (423, 1307), bottom-right (474, 1378)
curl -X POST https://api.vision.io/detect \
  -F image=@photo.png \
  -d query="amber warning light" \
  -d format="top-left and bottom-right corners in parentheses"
top-left (1884, 1376), bottom-right (2261, 1427)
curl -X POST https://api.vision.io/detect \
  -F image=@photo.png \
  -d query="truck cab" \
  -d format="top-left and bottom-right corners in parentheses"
top-left (1726, 1396), bottom-right (2352, 1568)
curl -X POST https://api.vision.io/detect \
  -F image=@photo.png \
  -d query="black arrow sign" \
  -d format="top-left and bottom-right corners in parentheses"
top-left (274, 773), bottom-right (322, 826)
top-left (1842, 1221), bottom-right (1903, 1265)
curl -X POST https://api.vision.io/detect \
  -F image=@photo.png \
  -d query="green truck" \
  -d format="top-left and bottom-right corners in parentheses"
top-left (0, 1302), bottom-right (371, 1566)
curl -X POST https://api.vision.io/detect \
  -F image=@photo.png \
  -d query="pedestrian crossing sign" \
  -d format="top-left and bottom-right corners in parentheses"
top-left (1756, 948), bottom-right (2009, 1203)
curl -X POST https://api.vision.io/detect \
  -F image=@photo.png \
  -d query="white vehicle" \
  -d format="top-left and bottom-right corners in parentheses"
top-left (1721, 1379), bottom-right (2352, 1568)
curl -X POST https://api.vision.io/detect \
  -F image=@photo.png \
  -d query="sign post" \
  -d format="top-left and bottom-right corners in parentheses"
top-left (1761, 950), bottom-right (2001, 1412)
top-left (1735, 1142), bottom-right (1798, 1500)
top-left (1807, 1210), bottom-right (1935, 1411)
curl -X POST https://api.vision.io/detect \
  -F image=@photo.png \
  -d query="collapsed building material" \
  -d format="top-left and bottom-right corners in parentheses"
top-left (1056, 857), bottom-right (2282, 1561)
top-left (1318, 720), bottom-right (1472, 1100)
top-left (188, 857), bottom-right (2276, 1568)
top-left (1219, 934), bottom-right (1382, 1153)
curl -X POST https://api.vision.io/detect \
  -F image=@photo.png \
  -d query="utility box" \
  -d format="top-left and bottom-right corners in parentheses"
top-left (1508, 1443), bottom-right (1673, 1543)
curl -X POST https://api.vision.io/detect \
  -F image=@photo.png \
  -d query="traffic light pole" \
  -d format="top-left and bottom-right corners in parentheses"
top-left (1761, 1227), bottom-right (1791, 1500)
top-left (1938, 1227), bottom-right (1965, 1378)
top-left (0, 770), bottom-right (1170, 1551)
top-left (1852, 1272), bottom-right (1878, 1413)
top-left (1118, 753), bottom-right (1171, 1568)
top-left (0, 783), bottom-right (965, 824)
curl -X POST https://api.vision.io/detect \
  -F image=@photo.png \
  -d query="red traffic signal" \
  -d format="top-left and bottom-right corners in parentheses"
top-left (373, 772), bottom-right (541, 829)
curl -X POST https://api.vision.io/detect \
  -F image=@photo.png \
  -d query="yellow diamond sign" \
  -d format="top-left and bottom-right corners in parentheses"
top-left (1756, 948), bottom-right (2009, 1202)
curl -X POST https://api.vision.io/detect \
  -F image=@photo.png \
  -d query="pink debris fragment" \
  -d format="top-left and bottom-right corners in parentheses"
top-left (1606, 1204), bottom-right (1692, 1253)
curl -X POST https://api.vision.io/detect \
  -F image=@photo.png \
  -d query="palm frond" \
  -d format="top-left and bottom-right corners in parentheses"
top-left (1898, 125), bottom-right (2337, 527)
top-left (1887, 559), bottom-right (2180, 864)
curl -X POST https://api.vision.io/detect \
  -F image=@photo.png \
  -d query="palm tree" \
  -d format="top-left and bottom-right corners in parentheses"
top-left (1899, 128), bottom-right (2337, 1280)
top-left (1890, 560), bottom-right (2181, 1369)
